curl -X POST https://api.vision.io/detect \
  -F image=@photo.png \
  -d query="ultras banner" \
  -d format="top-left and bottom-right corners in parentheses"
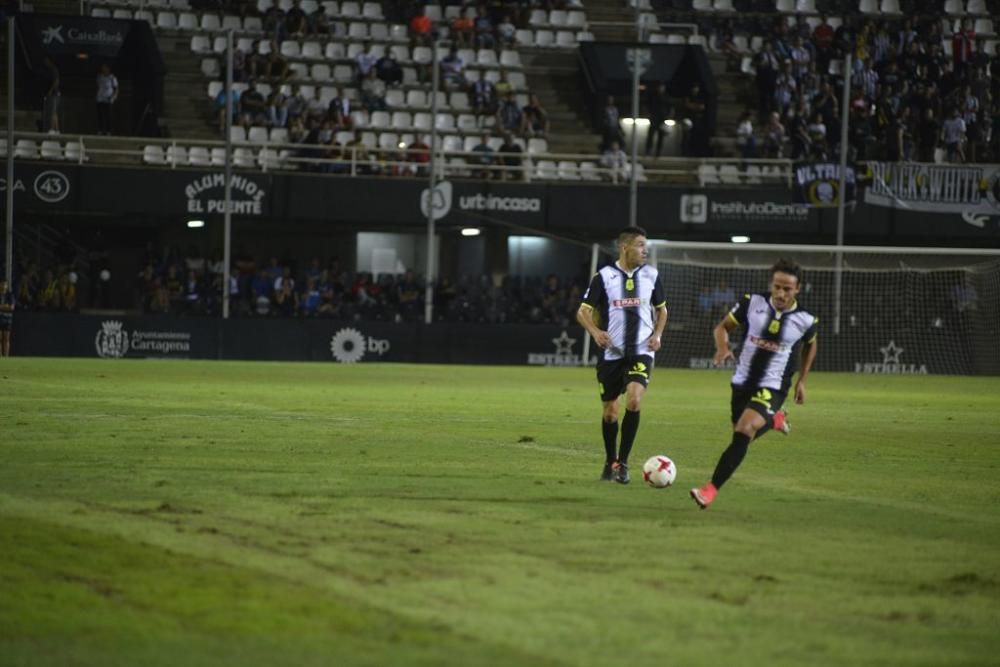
top-left (863, 162), bottom-right (1000, 232)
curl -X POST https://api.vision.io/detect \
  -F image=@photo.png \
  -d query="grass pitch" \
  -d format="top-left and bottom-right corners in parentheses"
top-left (2, 358), bottom-right (999, 667)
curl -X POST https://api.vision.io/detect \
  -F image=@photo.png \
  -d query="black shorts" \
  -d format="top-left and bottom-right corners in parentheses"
top-left (730, 384), bottom-right (787, 424)
top-left (596, 354), bottom-right (654, 401)
top-left (0, 320), bottom-right (10, 332)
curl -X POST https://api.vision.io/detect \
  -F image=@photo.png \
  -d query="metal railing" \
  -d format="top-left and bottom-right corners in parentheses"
top-left (5, 130), bottom-right (795, 186)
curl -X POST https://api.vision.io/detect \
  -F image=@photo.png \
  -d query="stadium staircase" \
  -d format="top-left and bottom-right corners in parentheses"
top-left (522, 50), bottom-right (604, 156)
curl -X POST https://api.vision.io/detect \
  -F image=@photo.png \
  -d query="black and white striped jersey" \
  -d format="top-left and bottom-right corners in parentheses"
top-left (728, 293), bottom-right (818, 392)
top-left (581, 262), bottom-right (666, 361)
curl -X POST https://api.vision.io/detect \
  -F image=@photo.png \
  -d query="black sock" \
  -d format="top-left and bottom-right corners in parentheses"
top-left (602, 419), bottom-right (618, 463)
top-left (617, 409), bottom-right (640, 465)
top-left (711, 432), bottom-right (752, 489)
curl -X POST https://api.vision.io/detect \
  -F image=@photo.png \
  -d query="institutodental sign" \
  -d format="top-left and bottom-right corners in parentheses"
top-left (184, 173), bottom-right (267, 215)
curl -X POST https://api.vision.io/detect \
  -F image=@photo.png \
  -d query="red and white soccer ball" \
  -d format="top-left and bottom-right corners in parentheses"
top-left (642, 455), bottom-right (677, 488)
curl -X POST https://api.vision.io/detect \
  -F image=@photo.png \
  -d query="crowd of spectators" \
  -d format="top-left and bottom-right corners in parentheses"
top-left (209, 0), bottom-right (556, 176)
top-left (126, 246), bottom-right (587, 325)
top-left (8, 263), bottom-right (82, 313)
top-left (724, 13), bottom-right (1000, 163)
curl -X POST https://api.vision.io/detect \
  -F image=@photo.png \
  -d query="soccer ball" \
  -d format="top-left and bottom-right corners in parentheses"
top-left (642, 455), bottom-right (677, 488)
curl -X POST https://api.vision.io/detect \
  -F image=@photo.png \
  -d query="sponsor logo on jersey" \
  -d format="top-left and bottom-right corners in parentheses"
top-left (611, 297), bottom-right (644, 308)
top-left (748, 334), bottom-right (789, 353)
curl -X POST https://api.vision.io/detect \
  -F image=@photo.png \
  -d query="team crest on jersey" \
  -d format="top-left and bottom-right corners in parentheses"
top-left (625, 278), bottom-right (634, 290)
top-left (768, 319), bottom-right (781, 333)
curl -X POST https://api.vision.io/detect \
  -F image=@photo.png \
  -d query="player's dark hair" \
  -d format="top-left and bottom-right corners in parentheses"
top-left (771, 258), bottom-right (802, 284)
top-left (618, 226), bottom-right (647, 246)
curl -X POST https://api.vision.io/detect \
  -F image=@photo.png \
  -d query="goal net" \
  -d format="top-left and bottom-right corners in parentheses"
top-left (645, 241), bottom-right (1000, 376)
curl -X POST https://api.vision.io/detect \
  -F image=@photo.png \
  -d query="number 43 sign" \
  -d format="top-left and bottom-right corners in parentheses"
top-left (33, 171), bottom-right (71, 203)
top-left (1, 170), bottom-right (71, 204)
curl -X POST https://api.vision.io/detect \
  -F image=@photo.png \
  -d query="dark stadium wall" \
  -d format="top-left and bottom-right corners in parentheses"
top-left (6, 163), bottom-right (1000, 247)
top-left (12, 312), bottom-right (997, 375)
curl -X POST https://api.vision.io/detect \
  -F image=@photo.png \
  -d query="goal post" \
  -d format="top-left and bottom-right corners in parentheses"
top-left (647, 241), bottom-right (1000, 376)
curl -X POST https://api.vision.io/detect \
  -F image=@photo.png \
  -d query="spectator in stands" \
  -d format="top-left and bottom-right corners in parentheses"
top-left (494, 70), bottom-right (513, 98)
top-left (521, 93), bottom-right (549, 138)
top-left (991, 44), bottom-right (1000, 100)
top-left (942, 106), bottom-right (966, 162)
top-left (440, 47), bottom-right (466, 91)
top-left (345, 131), bottom-right (372, 174)
top-left (917, 107), bottom-right (940, 163)
top-left (361, 70), bottom-right (388, 112)
top-left (375, 50), bottom-right (403, 87)
top-left (285, 0), bottom-right (308, 37)
top-left (318, 272), bottom-right (343, 317)
top-left (308, 4), bottom-right (330, 35)
top-left (961, 84), bottom-right (982, 163)
top-left (300, 276), bottom-right (322, 316)
top-left (408, 135), bottom-right (430, 176)
top-left (262, 4), bottom-right (286, 42)
top-left (762, 111), bottom-right (786, 158)
top-left (991, 101), bottom-right (1000, 161)
top-left (599, 140), bottom-right (629, 182)
top-left (498, 132), bottom-right (523, 181)
top-left (295, 88), bottom-right (319, 125)
top-left (470, 75), bottom-right (497, 125)
top-left (951, 18), bottom-right (975, 79)
top-left (396, 270), bottom-right (422, 321)
top-left (214, 85), bottom-right (242, 134)
top-left (754, 42), bottom-right (779, 117)
top-left (497, 14), bottom-right (517, 48)
top-left (329, 93), bottom-right (352, 130)
top-left (471, 133), bottom-right (496, 179)
top-left (855, 60), bottom-right (879, 102)
top-left (356, 42), bottom-right (378, 83)
top-left (288, 114), bottom-right (307, 145)
top-left (774, 60), bottom-right (798, 116)
top-left (40, 57), bottom-right (60, 134)
top-left (645, 82), bottom-right (671, 158)
top-left (268, 86), bottom-right (290, 128)
top-left (262, 41), bottom-right (291, 83)
top-left (812, 16), bottom-right (835, 74)
top-left (682, 84), bottom-right (707, 157)
top-left (241, 80), bottom-right (269, 127)
top-left (0, 279), bottom-right (14, 357)
top-left (789, 37), bottom-right (812, 79)
top-left (409, 8), bottom-right (433, 47)
top-left (474, 6), bottom-right (495, 49)
top-left (273, 272), bottom-right (298, 317)
top-left (95, 63), bottom-right (118, 136)
top-left (497, 91), bottom-right (523, 133)
top-left (451, 9), bottom-right (475, 48)
top-left (787, 102), bottom-right (812, 159)
top-left (600, 95), bottom-right (624, 150)
top-left (182, 269), bottom-right (200, 314)
top-left (232, 42), bottom-right (249, 83)
top-left (806, 111), bottom-right (828, 159)
top-left (735, 109), bottom-right (756, 159)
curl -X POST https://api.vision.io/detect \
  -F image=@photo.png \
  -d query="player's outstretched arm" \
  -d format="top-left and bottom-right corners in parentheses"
top-left (795, 339), bottom-right (817, 404)
top-left (712, 315), bottom-right (736, 366)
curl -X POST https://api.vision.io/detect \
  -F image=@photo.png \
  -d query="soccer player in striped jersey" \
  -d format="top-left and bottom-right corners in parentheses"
top-left (576, 226), bottom-right (668, 484)
top-left (691, 258), bottom-right (818, 509)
